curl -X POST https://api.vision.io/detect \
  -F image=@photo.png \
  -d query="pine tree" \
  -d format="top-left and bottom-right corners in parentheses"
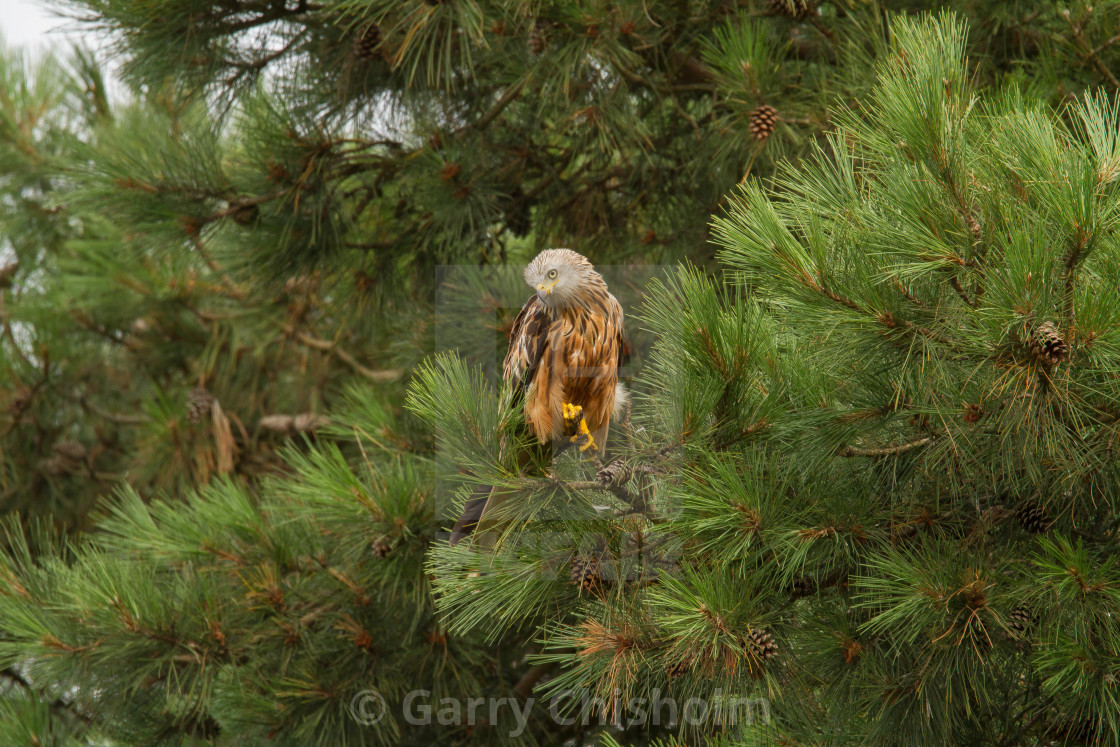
top-left (0, 0), bottom-right (1119, 745)
top-left (419, 11), bottom-right (1120, 747)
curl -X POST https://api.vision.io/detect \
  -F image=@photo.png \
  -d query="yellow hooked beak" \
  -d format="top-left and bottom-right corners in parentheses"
top-left (536, 280), bottom-right (558, 299)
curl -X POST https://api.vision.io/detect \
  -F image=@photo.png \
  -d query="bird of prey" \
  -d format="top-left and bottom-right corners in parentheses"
top-left (449, 248), bottom-right (626, 545)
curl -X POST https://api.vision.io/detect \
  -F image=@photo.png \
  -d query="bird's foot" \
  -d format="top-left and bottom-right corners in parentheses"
top-left (562, 402), bottom-right (597, 453)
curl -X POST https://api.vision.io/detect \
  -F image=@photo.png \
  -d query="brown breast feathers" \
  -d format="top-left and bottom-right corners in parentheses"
top-left (504, 291), bottom-right (623, 443)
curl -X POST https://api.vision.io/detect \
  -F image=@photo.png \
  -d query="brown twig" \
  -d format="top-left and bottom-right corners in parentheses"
top-left (454, 78), bottom-right (529, 138)
top-left (949, 276), bottom-right (977, 309)
top-left (893, 277), bottom-right (928, 309)
top-left (1091, 34), bottom-right (1120, 57)
top-left (223, 29), bottom-right (308, 86)
top-left (1063, 230), bottom-right (1090, 328)
top-left (69, 311), bottom-right (142, 351)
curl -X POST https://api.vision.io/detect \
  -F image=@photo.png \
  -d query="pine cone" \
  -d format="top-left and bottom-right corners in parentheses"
top-left (43, 441), bottom-right (87, 475)
top-left (354, 269), bottom-right (374, 294)
top-left (1016, 500), bottom-right (1050, 533)
top-left (1029, 321), bottom-right (1069, 366)
top-left (596, 459), bottom-right (632, 487)
top-left (284, 273), bottom-right (320, 296)
top-left (746, 627), bottom-right (778, 660)
top-left (666, 659), bottom-right (690, 679)
top-left (1007, 606), bottom-right (1035, 636)
top-left (766, 0), bottom-right (815, 20)
top-left (352, 22), bottom-right (382, 61)
top-left (8, 386), bottom-right (32, 414)
top-left (439, 162), bottom-right (462, 182)
top-left (229, 198), bottom-right (259, 226)
top-left (187, 387), bottom-right (215, 424)
top-left (372, 538), bottom-right (392, 559)
top-left (963, 403), bottom-right (984, 423)
top-left (292, 413), bottom-right (330, 433)
top-left (528, 19), bottom-right (551, 55)
top-left (52, 441), bottom-right (88, 462)
top-left (749, 105), bottom-right (779, 142)
top-left (790, 576), bottom-right (814, 597)
top-left (258, 414), bottom-right (295, 433)
top-left (570, 554), bottom-right (603, 591)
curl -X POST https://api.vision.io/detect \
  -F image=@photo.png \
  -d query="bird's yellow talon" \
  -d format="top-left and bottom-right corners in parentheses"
top-left (562, 402), bottom-right (583, 431)
top-left (562, 402), bottom-right (597, 452)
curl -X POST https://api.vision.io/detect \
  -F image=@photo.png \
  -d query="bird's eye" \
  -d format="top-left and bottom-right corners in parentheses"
top-left (548, 269), bottom-right (557, 279)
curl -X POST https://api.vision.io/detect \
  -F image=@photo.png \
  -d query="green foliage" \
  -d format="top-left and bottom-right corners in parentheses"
top-left (0, 445), bottom-right (487, 746)
top-left (2, 0), bottom-right (1120, 744)
top-left (418, 11), bottom-right (1120, 747)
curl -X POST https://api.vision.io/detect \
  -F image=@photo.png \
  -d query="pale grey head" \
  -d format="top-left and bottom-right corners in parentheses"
top-left (523, 248), bottom-right (607, 309)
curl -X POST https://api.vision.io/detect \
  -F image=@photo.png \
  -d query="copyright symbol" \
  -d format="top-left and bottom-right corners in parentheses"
top-left (349, 689), bottom-right (387, 725)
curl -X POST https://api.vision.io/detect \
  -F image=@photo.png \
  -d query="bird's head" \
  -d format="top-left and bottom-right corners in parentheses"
top-left (523, 248), bottom-right (605, 309)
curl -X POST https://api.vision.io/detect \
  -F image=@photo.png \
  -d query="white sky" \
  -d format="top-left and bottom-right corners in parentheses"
top-left (2, 0), bottom-right (91, 54)
top-left (2, 0), bottom-right (127, 102)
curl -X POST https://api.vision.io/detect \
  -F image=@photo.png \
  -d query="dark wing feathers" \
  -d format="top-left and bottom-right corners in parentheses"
top-left (449, 485), bottom-right (492, 546)
top-left (450, 295), bottom-right (548, 547)
top-left (503, 294), bottom-right (550, 393)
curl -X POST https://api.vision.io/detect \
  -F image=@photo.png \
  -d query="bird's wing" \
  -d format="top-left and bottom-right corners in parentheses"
top-left (503, 293), bottom-right (550, 393)
top-left (610, 292), bottom-right (625, 372)
top-left (451, 295), bottom-right (548, 547)
top-left (584, 292), bottom-right (625, 407)
top-left (449, 484), bottom-right (492, 546)
top-left (584, 292), bottom-right (625, 441)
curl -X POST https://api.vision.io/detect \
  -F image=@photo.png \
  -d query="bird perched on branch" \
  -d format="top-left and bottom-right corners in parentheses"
top-left (450, 248), bottom-right (626, 545)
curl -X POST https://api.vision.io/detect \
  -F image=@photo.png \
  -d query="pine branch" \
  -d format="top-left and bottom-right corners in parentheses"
top-left (512, 660), bottom-right (555, 699)
top-left (1, 667), bottom-right (94, 727)
top-left (284, 326), bottom-right (401, 383)
top-left (69, 311), bottom-right (142, 351)
top-left (217, 2), bottom-right (324, 35)
top-left (1090, 34), bottom-right (1120, 57)
top-left (0, 290), bottom-right (35, 371)
top-left (808, 278), bottom-right (950, 346)
top-left (78, 396), bottom-right (150, 426)
top-left (837, 436), bottom-right (932, 458)
top-left (257, 412), bottom-right (330, 434)
top-left (1061, 9), bottom-right (1120, 89)
top-left (460, 78), bottom-right (528, 136)
top-left (1062, 231), bottom-right (1090, 327)
top-left (222, 29), bottom-right (308, 87)
top-left (186, 235), bottom-right (246, 301)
